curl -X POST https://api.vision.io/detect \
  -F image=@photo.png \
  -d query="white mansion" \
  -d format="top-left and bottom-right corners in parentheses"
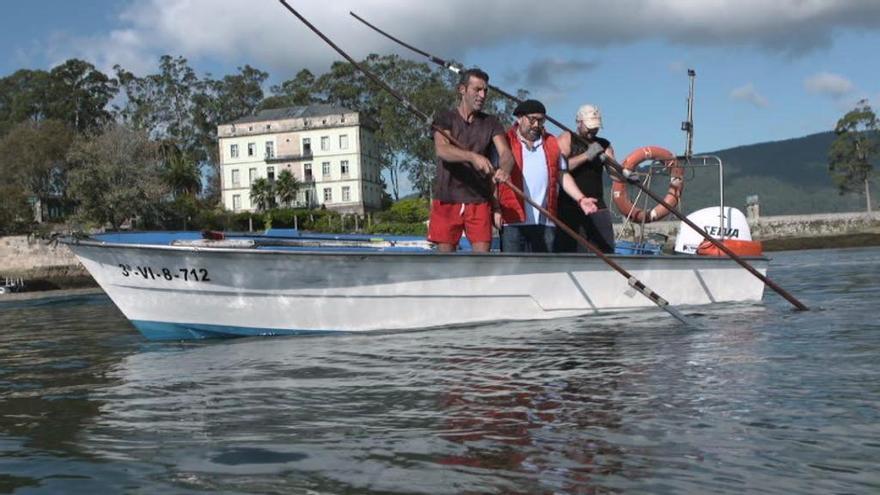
top-left (217, 105), bottom-right (384, 214)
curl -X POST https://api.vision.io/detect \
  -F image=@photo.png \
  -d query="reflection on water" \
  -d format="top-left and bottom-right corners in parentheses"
top-left (2, 248), bottom-right (880, 493)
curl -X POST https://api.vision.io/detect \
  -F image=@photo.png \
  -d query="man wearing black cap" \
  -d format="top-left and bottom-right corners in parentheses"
top-left (429, 68), bottom-right (515, 252)
top-left (496, 99), bottom-right (599, 252)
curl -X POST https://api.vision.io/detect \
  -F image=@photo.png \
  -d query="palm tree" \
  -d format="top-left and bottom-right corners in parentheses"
top-left (275, 169), bottom-right (301, 207)
top-left (159, 141), bottom-right (201, 198)
top-left (250, 177), bottom-right (273, 212)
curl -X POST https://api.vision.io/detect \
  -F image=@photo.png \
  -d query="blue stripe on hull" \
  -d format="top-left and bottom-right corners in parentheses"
top-left (130, 320), bottom-right (343, 341)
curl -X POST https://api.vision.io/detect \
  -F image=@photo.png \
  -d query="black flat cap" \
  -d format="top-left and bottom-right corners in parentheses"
top-left (513, 99), bottom-right (546, 116)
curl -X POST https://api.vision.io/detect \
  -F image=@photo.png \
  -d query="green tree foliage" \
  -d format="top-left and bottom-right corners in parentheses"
top-left (0, 60), bottom-right (116, 137)
top-left (159, 141), bottom-right (202, 198)
top-left (249, 177), bottom-right (274, 212)
top-left (0, 69), bottom-right (52, 135)
top-left (115, 55), bottom-right (202, 150)
top-left (384, 197), bottom-right (429, 223)
top-left (67, 124), bottom-right (169, 230)
top-left (259, 69), bottom-right (319, 110)
top-left (274, 169), bottom-right (300, 207)
top-left (46, 59), bottom-right (117, 133)
top-left (0, 119), bottom-right (74, 216)
top-left (829, 99), bottom-right (878, 212)
top-left (0, 185), bottom-right (33, 233)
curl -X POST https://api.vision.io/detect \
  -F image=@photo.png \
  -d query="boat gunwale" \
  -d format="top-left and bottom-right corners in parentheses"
top-left (61, 236), bottom-right (770, 263)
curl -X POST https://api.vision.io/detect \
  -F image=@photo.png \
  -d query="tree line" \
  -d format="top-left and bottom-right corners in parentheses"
top-left (0, 54), bottom-right (519, 234)
top-left (1, 53), bottom-right (873, 235)
top-left (829, 99), bottom-right (879, 213)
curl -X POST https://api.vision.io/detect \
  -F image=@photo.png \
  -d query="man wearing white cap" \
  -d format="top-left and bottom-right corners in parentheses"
top-left (555, 104), bottom-right (616, 253)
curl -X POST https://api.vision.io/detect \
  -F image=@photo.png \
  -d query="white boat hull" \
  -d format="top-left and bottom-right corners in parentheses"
top-left (66, 235), bottom-right (768, 340)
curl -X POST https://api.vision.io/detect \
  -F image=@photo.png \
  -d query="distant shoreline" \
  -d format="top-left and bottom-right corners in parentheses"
top-left (762, 233), bottom-right (880, 251)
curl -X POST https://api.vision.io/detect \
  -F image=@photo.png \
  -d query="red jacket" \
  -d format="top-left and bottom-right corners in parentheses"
top-left (498, 126), bottom-right (561, 224)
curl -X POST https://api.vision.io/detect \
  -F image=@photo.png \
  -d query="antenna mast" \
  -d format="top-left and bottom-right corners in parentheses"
top-left (682, 69), bottom-right (696, 157)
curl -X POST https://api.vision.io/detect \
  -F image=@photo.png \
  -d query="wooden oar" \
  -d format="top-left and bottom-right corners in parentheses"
top-left (348, 11), bottom-right (808, 312)
top-left (277, 0), bottom-right (694, 326)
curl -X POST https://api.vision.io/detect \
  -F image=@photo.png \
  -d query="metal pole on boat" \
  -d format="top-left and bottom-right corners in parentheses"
top-left (683, 69), bottom-right (695, 159)
top-left (348, 11), bottom-right (809, 312)
top-left (277, 0), bottom-right (695, 326)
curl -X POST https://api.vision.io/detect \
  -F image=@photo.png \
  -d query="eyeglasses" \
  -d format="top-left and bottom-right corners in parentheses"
top-left (522, 115), bottom-right (546, 126)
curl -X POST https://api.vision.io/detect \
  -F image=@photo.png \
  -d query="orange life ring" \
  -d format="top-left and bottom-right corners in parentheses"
top-left (611, 146), bottom-right (684, 223)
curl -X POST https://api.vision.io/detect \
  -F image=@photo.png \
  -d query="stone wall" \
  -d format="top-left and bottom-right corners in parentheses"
top-left (616, 211), bottom-right (880, 242)
top-left (750, 212), bottom-right (880, 239)
top-left (0, 235), bottom-right (86, 278)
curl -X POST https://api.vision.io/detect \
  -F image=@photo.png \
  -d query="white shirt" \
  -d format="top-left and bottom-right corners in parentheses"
top-left (515, 134), bottom-right (567, 225)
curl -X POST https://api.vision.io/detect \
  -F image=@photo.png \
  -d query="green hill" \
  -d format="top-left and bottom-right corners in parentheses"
top-left (611, 132), bottom-right (873, 216)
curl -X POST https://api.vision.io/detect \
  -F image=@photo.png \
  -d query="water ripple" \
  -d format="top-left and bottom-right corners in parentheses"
top-left (1, 249), bottom-right (880, 493)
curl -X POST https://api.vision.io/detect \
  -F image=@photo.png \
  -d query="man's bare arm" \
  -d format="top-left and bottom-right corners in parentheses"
top-left (491, 133), bottom-right (515, 183)
top-left (559, 171), bottom-right (598, 215)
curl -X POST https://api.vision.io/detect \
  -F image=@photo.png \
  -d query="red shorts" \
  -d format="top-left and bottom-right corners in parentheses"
top-left (428, 200), bottom-right (492, 245)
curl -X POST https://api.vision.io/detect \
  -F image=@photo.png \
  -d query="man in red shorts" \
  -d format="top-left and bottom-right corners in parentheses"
top-left (429, 68), bottom-right (514, 252)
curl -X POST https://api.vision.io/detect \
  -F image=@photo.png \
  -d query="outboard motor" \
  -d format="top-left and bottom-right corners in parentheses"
top-left (675, 206), bottom-right (755, 254)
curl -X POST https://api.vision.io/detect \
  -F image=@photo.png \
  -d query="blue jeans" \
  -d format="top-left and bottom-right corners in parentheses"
top-left (501, 224), bottom-right (556, 253)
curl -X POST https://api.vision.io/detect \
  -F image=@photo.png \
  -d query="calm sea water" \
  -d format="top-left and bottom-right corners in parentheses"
top-left (1, 247), bottom-right (879, 494)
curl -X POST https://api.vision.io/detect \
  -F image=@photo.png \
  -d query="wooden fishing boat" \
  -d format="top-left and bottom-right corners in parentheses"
top-left (62, 231), bottom-right (767, 340)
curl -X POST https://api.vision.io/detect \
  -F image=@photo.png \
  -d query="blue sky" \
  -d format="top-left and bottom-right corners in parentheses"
top-left (4, 1), bottom-right (879, 163)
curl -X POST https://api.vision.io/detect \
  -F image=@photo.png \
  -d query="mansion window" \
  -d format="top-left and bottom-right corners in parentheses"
top-left (323, 187), bottom-right (332, 202)
top-left (249, 168), bottom-right (257, 185)
top-left (342, 186), bottom-right (351, 202)
top-left (230, 144), bottom-right (239, 158)
top-left (232, 194), bottom-right (241, 212)
top-left (247, 142), bottom-right (256, 157)
top-left (321, 136), bottom-right (330, 151)
top-left (339, 134), bottom-right (349, 150)
top-left (265, 141), bottom-right (274, 159)
top-left (340, 160), bottom-right (349, 176)
top-left (322, 162), bottom-right (331, 177)
top-left (231, 169), bottom-right (240, 187)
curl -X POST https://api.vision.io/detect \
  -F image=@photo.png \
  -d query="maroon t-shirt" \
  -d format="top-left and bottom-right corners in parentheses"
top-left (432, 109), bottom-right (505, 203)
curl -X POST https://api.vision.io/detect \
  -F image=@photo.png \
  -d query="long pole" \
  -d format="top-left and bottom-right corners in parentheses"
top-left (278, 0), bottom-right (694, 326)
top-left (349, 11), bottom-right (808, 312)
top-left (504, 181), bottom-right (691, 325)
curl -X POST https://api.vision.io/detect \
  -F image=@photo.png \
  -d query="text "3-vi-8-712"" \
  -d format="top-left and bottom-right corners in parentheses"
top-left (118, 264), bottom-right (211, 282)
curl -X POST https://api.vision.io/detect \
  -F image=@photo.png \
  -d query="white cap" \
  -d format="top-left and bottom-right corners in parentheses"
top-left (576, 104), bottom-right (602, 129)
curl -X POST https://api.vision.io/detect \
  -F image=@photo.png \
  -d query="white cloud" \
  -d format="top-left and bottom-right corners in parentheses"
top-left (730, 83), bottom-right (768, 108)
top-left (804, 72), bottom-right (855, 98)
top-left (40, 0), bottom-right (880, 78)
